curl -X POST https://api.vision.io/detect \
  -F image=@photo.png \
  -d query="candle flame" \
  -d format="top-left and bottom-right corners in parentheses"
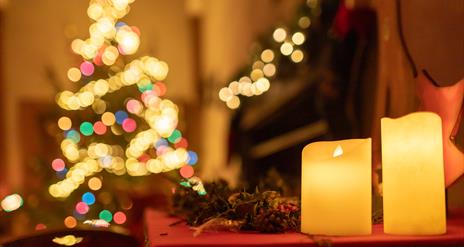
top-left (333, 144), bottom-right (343, 157)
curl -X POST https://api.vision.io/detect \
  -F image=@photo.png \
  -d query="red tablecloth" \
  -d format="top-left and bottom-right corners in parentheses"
top-left (144, 209), bottom-right (464, 247)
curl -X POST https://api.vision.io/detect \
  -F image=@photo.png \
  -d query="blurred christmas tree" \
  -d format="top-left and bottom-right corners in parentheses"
top-left (11, 0), bottom-right (206, 231)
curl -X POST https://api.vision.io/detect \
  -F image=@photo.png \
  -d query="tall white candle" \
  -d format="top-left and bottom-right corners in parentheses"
top-left (301, 138), bottom-right (372, 235)
top-left (381, 112), bottom-right (446, 235)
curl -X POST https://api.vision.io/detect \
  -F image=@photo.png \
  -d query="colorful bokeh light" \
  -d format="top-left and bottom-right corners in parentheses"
top-left (82, 192), bottom-right (96, 205)
top-left (75, 202), bottom-right (89, 214)
top-left (168, 129), bottom-right (181, 144)
top-left (115, 110), bottom-right (128, 124)
top-left (187, 151), bottom-right (198, 165)
top-left (93, 121), bottom-right (107, 135)
top-left (99, 210), bottom-right (112, 222)
top-left (64, 216), bottom-right (77, 228)
top-left (101, 112), bottom-right (116, 126)
top-left (180, 165), bottom-right (194, 178)
top-left (80, 121), bottom-right (94, 136)
top-left (122, 118), bottom-right (136, 132)
top-left (88, 177), bottom-right (102, 191)
top-left (67, 67), bottom-right (82, 82)
top-left (58, 117), bottom-right (72, 131)
top-left (126, 99), bottom-right (143, 114)
top-left (174, 138), bottom-right (188, 149)
top-left (66, 129), bottom-right (81, 143)
top-left (51, 0), bottom-right (207, 199)
top-left (113, 211), bottom-right (127, 224)
top-left (52, 158), bottom-right (66, 172)
top-left (1, 194), bottom-right (23, 212)
top-left (80, 61), bottom-right (95, 76)
top-left (35, 223), bottom-right (47, 231)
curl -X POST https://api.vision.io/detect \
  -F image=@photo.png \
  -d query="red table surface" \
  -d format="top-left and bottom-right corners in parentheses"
top-left (144, 208), bottom-right (464, 247)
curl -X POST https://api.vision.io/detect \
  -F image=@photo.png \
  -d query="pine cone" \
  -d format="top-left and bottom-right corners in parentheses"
top-left (252, 206), bottom-right (288, 232)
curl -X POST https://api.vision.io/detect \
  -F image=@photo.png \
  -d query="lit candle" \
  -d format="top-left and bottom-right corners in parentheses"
top-left (381, 112), bottom-right (446, 235)
top-left (301, 138), bottom-right (372, 235)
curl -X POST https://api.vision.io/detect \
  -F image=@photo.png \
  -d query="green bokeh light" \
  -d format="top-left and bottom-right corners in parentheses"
top-left (80, 122), bottom-right (94, 136)
top-left (167, 130), bottom-right (182, 144)
top-left (99, 209), bottom-right (112, 222)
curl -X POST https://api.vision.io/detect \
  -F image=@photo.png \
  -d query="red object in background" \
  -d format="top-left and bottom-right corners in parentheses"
top-left (144, 209), bottom-right (464, 247)
top-left (332, 0), bottom-right (376, 39)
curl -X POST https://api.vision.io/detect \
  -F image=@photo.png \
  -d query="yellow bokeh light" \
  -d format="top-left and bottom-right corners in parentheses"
top-left (250, 69), bottom-right (264, 81)
top-left (228, 81), bottom-right (240, 95)
top-left (88, 177), bottom-right (102, 191)
top-left (111, 125), bottom-right (124, 136)
top-left (112, 0), bottom-right (130, 11)
top-left (255, 78), bottom-right (270, 92)
top-left (291, 49), bottom-right (304, 63)
top-left (147, 159), bottom-right (163, 173)
top-left (273, 28), bottom-right (287, 43)
top-left (145, 60), bottom-right (169, 81)
top-left (239, 76), bottom-right (251, 83)
top-left (239, 82), bottom-right (253, 96)
top-left (87, 3), bottom-right (103, 20)
top-left (102, 46), bottom-right (119, 66)
top-left (219, 87), bottom-right (233, 102)
top-left (64, 145), bottom-right (79, 161)
top-left (260, 49), bottom-right (275, 63)
top-left (67, 96), bottom-right (81, 110)
top-left (92, 99), bottom-right (107, 114)
top-left (280, 42), bottom-right (293, 56)
top-left (67, 68), bottom-right (82, 82)
top-left (299, 16), bottom-right (311, 29)
top-left (226, 96), bottom-right (240, 109)
top-left (263, 63), bottom-right (276, 77)
top-left (81, 42), bottom-right (98, 59)
top-left (95, 143), bottom-right (109, 157)
top-left (96, 17), bottom-right (114, 35)
top-left (94, 79), bottom-right (109, 96)
top-left (71, 39), bottom-right (84, 54)
top-left (152, 115), bottom-right (176, 138)
top-left (252, 83), bottom-right (263, 96)
top-left (252, 61), bottom-right (265, 70)
top-left (58, 117), bottom-right (72, 131)
top-left (116, 29), bottom-right (140, 55)
top-left (123, 66), bottom-right (142, 85)
top-left (78, 92), bottom-right (95, 107)
top-left (292, 32), bottom-right (305, 45)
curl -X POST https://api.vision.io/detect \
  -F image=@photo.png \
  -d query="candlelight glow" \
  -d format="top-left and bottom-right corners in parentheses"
top-left (333, 144), bottom-right (343, 157)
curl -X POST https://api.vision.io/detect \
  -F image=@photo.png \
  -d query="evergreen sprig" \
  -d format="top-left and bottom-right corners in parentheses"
top-left (172, 180), bottom-right (300, 233)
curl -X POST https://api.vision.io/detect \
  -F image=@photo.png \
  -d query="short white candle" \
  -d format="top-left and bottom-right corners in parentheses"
top-left (301, 138), bottom-right (372, 235)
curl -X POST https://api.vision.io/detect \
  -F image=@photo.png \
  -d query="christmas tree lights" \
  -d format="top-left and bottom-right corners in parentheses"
top-left (49, 0), bottom-right (205, 207)
top-left (218, 1), bottom-right (318, 109)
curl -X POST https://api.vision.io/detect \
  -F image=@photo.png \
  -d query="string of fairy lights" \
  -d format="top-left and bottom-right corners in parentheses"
top-left (218, 1), bottom-right (316, 109)
top-left (46, 0), bottom-right (205, 228)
